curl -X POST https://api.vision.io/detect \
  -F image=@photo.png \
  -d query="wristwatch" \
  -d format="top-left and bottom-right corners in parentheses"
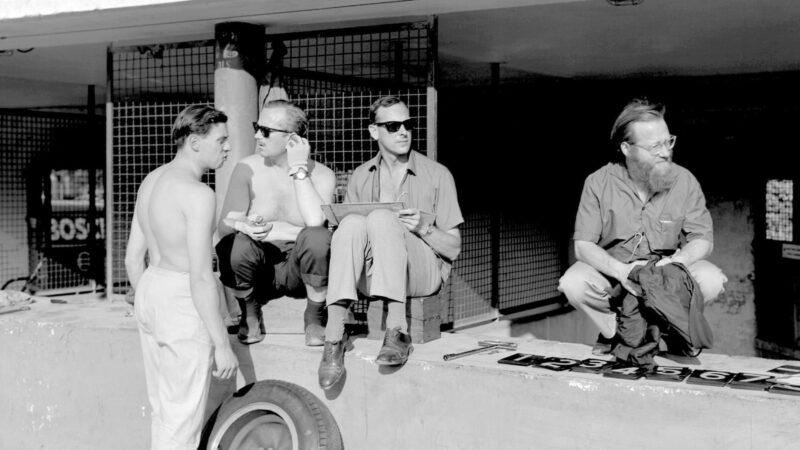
top-left (292, 167), bottom-right (309, 180)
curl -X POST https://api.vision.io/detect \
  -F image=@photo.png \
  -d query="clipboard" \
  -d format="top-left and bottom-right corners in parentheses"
top-left (321, 202), bottom-right (403, 226)
top-left (321, 202), bottom-right (435, 227)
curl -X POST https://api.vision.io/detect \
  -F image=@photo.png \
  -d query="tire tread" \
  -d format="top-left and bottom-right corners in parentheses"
top-left (201, 379), bottom-right (343, 450)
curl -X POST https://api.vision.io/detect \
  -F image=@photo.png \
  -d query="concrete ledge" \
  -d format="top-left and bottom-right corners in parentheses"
top-left (2, 298), bottom-right (799, 449)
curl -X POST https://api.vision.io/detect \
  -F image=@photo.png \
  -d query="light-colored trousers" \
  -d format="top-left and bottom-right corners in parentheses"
top-left (326, 209), bottom-right (442, 305)
top-left (558, 260), bottom-right (727, 339)
top-left (134, 266), bottom-right (214, 450)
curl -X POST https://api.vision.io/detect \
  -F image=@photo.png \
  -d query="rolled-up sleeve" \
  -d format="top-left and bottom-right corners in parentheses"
top-left (434, 169), bottom-right (464, 232)
top-left (682, 173), bottom-right (713, 243)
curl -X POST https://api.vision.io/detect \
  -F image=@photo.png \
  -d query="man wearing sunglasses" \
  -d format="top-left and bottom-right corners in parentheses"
top-left (216, 100), bottom-right (336, 346)
top-left (318, 95), bottom-right (463, 389)
top-left (559, 98), bottom-right (727, 356)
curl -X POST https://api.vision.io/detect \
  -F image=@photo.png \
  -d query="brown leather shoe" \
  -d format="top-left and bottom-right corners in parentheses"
top-left (305, 323), bottom-right (325, 347)
top-left (376, 327), bottom-right (414, 366)
top-left (237, 298), bottom-right (265, 345)
top-left (318, 340), bottom-right (346, 390)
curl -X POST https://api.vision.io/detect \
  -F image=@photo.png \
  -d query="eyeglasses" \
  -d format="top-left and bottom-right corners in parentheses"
top-left (629, 135), bottom-right (677, 153)
top-left (373, 119), bottom-right (415, 133)
top-left (252, 122), bottom-right (293, 137)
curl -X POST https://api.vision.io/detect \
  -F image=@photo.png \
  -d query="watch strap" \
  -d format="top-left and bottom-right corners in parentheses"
top-left (291, 167), bottom-right (309, 180)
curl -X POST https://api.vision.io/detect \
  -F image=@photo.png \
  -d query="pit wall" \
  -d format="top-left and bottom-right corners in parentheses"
top-left (2, 300), bottom-right (797, 450)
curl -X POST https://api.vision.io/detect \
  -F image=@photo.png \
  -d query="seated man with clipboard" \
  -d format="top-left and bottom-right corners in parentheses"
top-left (318, 96), bottom-right (464, 390)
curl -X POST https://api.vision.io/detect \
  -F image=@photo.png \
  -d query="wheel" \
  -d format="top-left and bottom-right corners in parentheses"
top-left (200, 379), bottom-right (343, 450)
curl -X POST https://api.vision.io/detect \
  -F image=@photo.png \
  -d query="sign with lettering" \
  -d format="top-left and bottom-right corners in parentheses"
top-left (50, 216), bottom-right (105, 246)
top-left (782, 243), bottom-right (800, 260)
top-left (495, 354), bottom-right (797, 398)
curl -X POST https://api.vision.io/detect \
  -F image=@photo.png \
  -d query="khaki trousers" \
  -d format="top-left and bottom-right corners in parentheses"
top-left (134, 266), bottom-right (214, 450)
top-left (326, 209), bottom-right (442, 305)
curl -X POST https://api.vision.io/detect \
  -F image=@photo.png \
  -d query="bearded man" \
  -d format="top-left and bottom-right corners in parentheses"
top-left (558, 98), bottom-right (727, 355)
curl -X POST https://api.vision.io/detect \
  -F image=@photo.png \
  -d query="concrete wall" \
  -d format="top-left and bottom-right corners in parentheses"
top-left (704, 196), bottom-right (757, 356)
top-left (2, 300), bottom-right (799, 449)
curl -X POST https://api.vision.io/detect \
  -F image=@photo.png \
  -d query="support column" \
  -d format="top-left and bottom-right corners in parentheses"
top-left (214, 22), bottom-right (265, 224)
top-left (490, 62), bottom-right (500, 309)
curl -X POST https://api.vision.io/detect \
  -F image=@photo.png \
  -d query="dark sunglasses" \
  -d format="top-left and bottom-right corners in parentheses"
top-left (374, 119), bottom-right (415, 133)
top-left (252, 122), bottom-right (293, 137)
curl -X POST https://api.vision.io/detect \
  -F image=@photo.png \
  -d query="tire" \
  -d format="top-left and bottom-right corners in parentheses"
top-left (200, 379), bottom-right (343, 450)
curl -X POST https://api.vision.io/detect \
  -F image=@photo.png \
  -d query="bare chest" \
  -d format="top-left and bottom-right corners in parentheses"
top-left (248, 167), bottom-right (302, 224)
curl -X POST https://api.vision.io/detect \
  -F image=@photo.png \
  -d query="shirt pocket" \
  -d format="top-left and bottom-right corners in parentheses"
top-left (416, 187), bottom-right (437, 215)
top-left (654, 215), bottom-right (684, 250)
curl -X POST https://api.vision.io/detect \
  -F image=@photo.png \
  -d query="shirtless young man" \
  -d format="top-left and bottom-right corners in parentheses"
top-left (216, 100), bottom-right (336, 345)
top-left (125, 104), bottom-right (238, 450)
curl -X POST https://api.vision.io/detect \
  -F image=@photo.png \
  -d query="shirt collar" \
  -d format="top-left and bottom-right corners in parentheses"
top-left (367, 150), bottom-right (419, 176)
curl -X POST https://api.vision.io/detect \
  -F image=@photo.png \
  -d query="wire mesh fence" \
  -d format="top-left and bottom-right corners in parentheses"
top-left (107, 20), bottom-right (565, 326)
top-left (110, 101), bottom-right (213, 294)
top-left (111, 41), bottom-right (215, 103)
top-left (109, 40), bottom-right (217, 294)
top-left (294, 90), bottom-right (428, 201)
top-left (0, 111), bottom-right (102, 292)
top-left (268, 21), bottom-right (431, 96)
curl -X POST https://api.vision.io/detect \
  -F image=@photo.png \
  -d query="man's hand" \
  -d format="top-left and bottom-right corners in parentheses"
top-left (618, 260), bottom-right (647, 296)
top-left (397, 208), bottom-right (423, 233)
top-left (655, 258), bottom-right (673, 267)
top-left (212, 345), bottom-right (239, 379)
top-left (225, 211), bottom-right (273, 241)
top-left (286, 134), bottom-right (310, 176)
top-left (655, 250), bottom-right (682, 267)
top-left (236, 220), bottom-right (273, 241)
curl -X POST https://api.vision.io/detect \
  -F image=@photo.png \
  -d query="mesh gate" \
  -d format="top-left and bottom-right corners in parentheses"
top-left (0, 111), bottom-right (103, 292)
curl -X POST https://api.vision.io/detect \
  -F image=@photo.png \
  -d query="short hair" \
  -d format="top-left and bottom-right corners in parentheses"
top-left (172, 104), bottom-right (228, 148)
top-left (263, 99), bottom-right (308, 137)
top-left (369, 96), bottom-right (406, 123)
top-left (610, 98), bottom-right (666, 149)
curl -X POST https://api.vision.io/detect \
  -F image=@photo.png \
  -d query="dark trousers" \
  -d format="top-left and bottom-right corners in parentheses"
top-left (216, 226), bottom-right (331, 303)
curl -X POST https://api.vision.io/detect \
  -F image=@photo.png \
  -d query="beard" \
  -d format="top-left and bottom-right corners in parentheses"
top-left (646, 161), bottom-right (678, 193)
top-left (629, 156), bottom-right (678, 193)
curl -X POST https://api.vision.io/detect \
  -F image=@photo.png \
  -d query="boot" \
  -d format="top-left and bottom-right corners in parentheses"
top-left (318, 340), bottom-right (346, 390)
top-left (303, 299), bottom-right (326, 347)
top-left (237, 297), bottom-right (265, 345)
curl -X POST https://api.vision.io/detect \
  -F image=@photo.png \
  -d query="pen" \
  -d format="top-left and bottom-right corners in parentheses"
top-left (397, 191), bottom-right (409, 208)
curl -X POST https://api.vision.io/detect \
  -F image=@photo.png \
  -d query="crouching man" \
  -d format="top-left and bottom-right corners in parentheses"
top-left (559, 98), bottom-right (727, 355)
top-left (216, 100), bottom-right (336, 345)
